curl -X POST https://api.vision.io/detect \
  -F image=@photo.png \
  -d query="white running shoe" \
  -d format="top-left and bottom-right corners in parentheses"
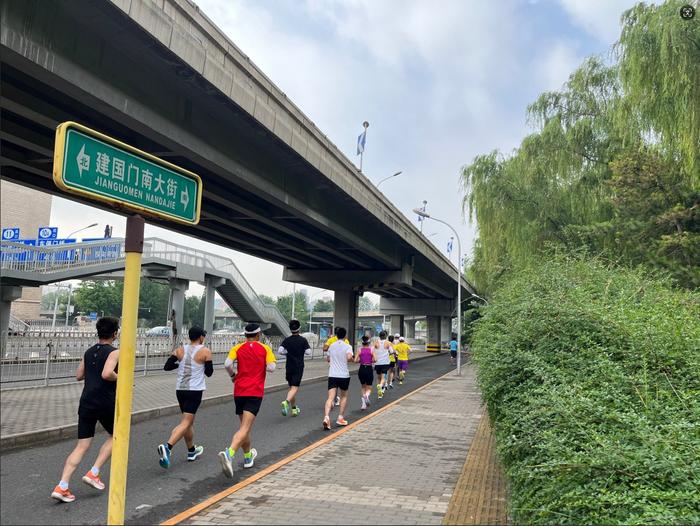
top-left (361, 397), bottom-right (367, 410)
top-left (243, 448), bottom-right (258, 469)
top-left (334, 396), bottom-right (340, 406)
top-left (218, 450), bottom-right (234, 478)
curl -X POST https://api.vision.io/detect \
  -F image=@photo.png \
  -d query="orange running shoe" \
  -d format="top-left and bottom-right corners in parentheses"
top-left (82, 471), bottom-right (105, 490)
top-left (51, 486), bottom-right (75, 503)
top-left (336, 417), bottom-right (348, 426)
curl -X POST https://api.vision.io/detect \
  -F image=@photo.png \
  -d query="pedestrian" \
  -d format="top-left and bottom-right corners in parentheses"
top-left (218, 323), bottom-right (276, 477)
top-left (373, 330), bottom-right (391, 399)
top-left (157, 326), bottom-right (213, 469)
top-left (354, 335), bottom-right (376, 410)
top-left (449, 334), bottom-right (458, 365)
top-left (394, 336), bottom-right (411, 384)
top-left (323, 327), bottom-right (350, 407)
top-left (51, 317), bottom-right (120, 503)
top-left (278, 319), bottom-right (312, 417)
top-left (386, 334), bottom-right (398, 389)
top-left (323, 327), bottom-right (354, 429)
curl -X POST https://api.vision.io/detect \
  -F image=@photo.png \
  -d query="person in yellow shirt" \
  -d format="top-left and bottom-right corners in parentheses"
top-left (323, 327), bottom-right (350, 406)
top-left (394, 336), bottom-right (411, 384)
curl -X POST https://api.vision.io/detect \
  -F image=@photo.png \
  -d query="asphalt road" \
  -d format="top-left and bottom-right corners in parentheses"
top-left (0, 355), bottom-right (455, 525)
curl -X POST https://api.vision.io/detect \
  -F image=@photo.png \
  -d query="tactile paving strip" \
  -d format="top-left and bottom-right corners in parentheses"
top-left (443, 413), bottom-right (509, 525)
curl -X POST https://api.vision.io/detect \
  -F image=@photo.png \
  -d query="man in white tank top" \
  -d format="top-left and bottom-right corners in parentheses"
top-left (157, 326), bottom-right (213, 469)
top-left (373, 330), bottom-right (392, 399)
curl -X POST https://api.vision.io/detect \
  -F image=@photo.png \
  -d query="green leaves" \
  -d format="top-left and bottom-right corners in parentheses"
top-left (472, 258), bottom-right (700, 525)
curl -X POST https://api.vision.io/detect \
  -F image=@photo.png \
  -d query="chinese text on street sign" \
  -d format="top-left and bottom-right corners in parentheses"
top-left (53, 122), bottom-right (202, 224)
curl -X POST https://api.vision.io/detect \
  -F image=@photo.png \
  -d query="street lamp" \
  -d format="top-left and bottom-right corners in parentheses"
top-left (376, 171), bottom-right (402, 189)
top-left (66, 222), bottom-right (98, 240)
top-left (413, 208), bottom-right (463, 376)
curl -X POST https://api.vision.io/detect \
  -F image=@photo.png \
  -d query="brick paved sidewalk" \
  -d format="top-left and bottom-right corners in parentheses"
top-left (0, 350), bottom-right (435, 441)
top-left (176, 365), bottom-right (503, 526)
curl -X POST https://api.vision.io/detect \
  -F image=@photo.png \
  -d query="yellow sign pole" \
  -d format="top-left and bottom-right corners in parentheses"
top-left (107, 215), bottom-right (145, 525)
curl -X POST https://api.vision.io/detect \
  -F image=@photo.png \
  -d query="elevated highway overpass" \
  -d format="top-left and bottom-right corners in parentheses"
top-left (0, 0), bottom-right (476, 345)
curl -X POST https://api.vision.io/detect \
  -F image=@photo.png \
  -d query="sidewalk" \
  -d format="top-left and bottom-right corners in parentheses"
top-left (0, 350), bottom-right (437, 448)
top-left (167, 365), bottom-right (508, 526)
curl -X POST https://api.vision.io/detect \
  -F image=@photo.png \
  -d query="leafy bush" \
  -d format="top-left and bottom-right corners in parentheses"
top-left (472, 257), bottom-right (700, 525)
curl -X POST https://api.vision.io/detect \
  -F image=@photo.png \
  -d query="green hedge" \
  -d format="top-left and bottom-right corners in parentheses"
top-left (472, 258), bottom-right (700, 525)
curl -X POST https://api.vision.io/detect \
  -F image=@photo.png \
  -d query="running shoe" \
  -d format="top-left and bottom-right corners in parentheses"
top-left (323, 416), bottom-right (331, 430)
top-left (218, 449), bottom-right (234, 478)
top-left (51, 486), bottom-right (75, 503)
top-left (388, 383), bottom-right (394, 389)
top-left (336, 417), bottom-right (348, 426)
top-left (399, 380), bottom-right (403, 385)
top-left (364, 394), bottom-right (371, 406)
top-left (82, 471), bottom-right (105, 490)
top-left (291, 406), bottom-right (301, 417)
top-left (158, 443), bottom-right (171, 469)
top-left (281, 400), bottom-right (290, 416)
top-left (378, 388), bottom-right (384, 399)
top-left (334, 396), bottom-right (340, 407)
top-left (187, 445), bottom-right (204, 461)
top-left (243, 448), bottom-right (258, 469)
top-left (361, 397), bottom-right (367, 410)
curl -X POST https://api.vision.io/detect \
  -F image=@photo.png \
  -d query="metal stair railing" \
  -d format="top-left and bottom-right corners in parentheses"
top-left (1, 238), bottom-right (288, 334)
top-left (8, 313), bottom-right (29, 333)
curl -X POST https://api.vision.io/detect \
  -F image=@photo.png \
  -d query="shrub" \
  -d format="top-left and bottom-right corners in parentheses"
top-left (472, 257), bottom-right (700, 525)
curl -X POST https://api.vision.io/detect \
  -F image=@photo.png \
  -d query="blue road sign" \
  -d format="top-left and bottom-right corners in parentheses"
top-left (89, 312), bottom-right (98, 321)
top-left (37, 227), bottom-right (58, 240)
top-left (2, 228), bottom-right (20, 241)
top-left (80, 238), bottom-right (120, 262)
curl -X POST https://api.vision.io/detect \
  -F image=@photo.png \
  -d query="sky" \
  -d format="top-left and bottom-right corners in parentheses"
top-left (47, 0), bottom-right (639, 300)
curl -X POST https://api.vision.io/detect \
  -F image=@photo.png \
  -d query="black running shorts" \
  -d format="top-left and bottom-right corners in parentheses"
top-left (234, 396), bottom-right (263, 416)
top-left (374, 364), bottom-right (391, 375)
top-left (358, 364), bottom-right (374, 385)
top-left (327, 377), bottom-right (351, 391)
top-left (77, 409), bottom-right (115, 439)
top-left (176, 389), bottom-right (203, 414)
top-left (286, 367), bottom-right (304, 387)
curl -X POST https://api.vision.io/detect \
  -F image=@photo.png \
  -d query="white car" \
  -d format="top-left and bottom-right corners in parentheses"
top-left (146, 326), bottom-right (171, 337)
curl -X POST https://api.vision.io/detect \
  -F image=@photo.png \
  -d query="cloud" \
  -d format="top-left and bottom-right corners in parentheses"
top-left (557, 0), bottom-right (636, 44)
top-left (538, 41), bottom-right (583, 91)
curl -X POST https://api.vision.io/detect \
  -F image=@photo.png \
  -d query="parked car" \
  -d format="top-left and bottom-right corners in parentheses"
top-left (145, 326), bottom-right (172, 337)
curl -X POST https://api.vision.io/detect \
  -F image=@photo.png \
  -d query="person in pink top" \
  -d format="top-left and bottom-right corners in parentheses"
top-left (354, 335), bottom-right (377, 410)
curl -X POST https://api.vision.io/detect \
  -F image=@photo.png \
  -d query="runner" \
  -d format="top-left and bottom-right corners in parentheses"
top-left (354, 335), bottom-right (376, 410)
top-left (51, 317), bottom-right (120, 503)
top-left (278, 319), bottom-right (311, 417)
top-left (394, 336), bottom-right (412, 384)
top-left (218, 323), bottom-right (276, 478)
top-left (386, 334), bottom-right (398, 389)
top-left (323, 327), bottom-right (354, 429)
top-left (373, 330), bottom-right (391, 399)
top-left (323, 327), bottom-right (350, 407)
top-left (157, 326), bottom-right (213, 469)
top-left (449, 334), bottom-right (458, 365)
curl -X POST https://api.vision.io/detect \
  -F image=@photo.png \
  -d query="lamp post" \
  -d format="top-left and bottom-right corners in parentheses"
top-left (66, 222), bottom-right (98, 240)
top-left (413, 208), bottom-right (462, 376)
top-left (376, 171), bottom-right (402, 189)
top-left (418, 200), bottom-right (428, 233)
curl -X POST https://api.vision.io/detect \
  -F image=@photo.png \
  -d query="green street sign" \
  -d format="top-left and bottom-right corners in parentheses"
top-left (53, 122), bottom-right (202, 224)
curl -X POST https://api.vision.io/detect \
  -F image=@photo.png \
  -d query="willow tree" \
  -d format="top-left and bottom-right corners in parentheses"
top-left (617, 1), bottom-right (700, 182)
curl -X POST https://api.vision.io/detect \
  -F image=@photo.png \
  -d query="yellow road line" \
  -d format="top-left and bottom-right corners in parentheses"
top-left (161, 371), bottom-right (453, 525)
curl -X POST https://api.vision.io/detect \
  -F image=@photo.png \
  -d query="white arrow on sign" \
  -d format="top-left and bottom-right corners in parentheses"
top-left (76, 145), bottom-right (90, 176)
top-left (180, 187), bottom-right (189, 209)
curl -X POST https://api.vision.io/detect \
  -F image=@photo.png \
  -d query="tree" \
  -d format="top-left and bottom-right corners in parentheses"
top-left (276, 291), bottom-right (309, 331)
top-left (359, 296), bottom-right (377, 311)
top-left (184, 295), bottom-right (204, 328)
top-left (313, 298), bottom-right (334, 312)
top-left (73, 280), bottom-right (123, 318)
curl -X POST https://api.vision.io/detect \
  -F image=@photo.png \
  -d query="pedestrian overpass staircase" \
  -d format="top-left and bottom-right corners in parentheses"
top-left (0, 238), bottom-right (290, 336)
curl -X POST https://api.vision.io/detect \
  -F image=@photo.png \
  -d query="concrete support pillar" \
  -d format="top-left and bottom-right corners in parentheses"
top-left (168, 278), bottom-right (188, 340)
top-left (203, 277), bottom-right (225, 335)
top-left (333, 290), bottom-right (358, 347)
top-left (390, 314), bottom-right (404, 336)
top-left (404, 319), bottom-right (415, 339)
top-left (440, 317), bottom-right (452, 349)
top-left (426, 315), bottom-right (441, 352)
top-left (1, 286), bottom-right (23, 352)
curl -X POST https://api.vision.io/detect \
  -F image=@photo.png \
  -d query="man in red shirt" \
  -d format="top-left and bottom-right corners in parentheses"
top-left (218, 323), bottom-right (276, 477)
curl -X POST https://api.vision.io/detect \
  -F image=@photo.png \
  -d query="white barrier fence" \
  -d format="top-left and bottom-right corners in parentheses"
top-left (0, 333), bottom-right (300, 388)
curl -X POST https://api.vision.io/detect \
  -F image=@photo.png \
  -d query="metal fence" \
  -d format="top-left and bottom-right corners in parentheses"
top-left (0, 333), bottom-right (302, 388)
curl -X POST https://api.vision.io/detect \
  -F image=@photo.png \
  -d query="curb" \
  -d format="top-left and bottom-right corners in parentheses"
top-left (0, 353), bottom-right (440, 451)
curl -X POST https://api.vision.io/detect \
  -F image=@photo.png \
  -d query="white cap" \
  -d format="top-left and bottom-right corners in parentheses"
top-left (394, 333), bottom-right (400, 338)
top-left (399, 336), bottom-right (405, 342)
